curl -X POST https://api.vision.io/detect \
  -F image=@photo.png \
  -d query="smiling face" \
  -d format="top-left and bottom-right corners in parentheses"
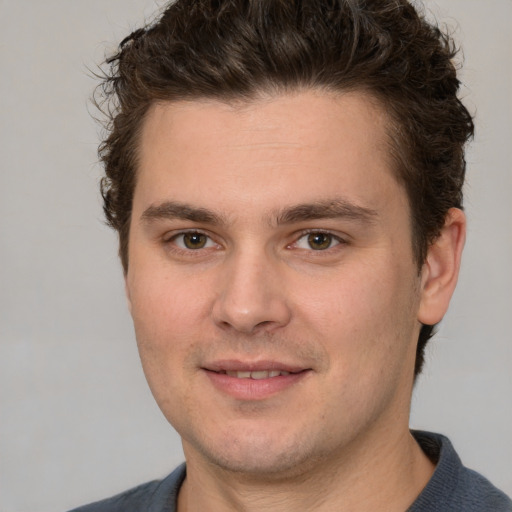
top-left (126, 90), bottom-right (429, 477)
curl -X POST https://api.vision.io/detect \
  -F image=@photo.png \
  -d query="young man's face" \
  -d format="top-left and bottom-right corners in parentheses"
top-left (126, 91), bottom-right (427, 476)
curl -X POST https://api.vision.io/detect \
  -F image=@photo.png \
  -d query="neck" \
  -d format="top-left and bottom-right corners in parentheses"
top-left (177, 427), bottom-right (435, 512)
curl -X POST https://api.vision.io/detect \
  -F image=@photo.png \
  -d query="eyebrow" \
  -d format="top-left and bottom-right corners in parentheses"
top-left (141, 201), bottom-right (225, 225)
top-left (140, 198), bottom-right (378, 226)
top-left (273, 199), bottom-right (378, 226)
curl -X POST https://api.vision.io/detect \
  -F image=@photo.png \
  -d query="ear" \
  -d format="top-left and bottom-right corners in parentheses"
top-left (418, 208), bottom-right (466, 325)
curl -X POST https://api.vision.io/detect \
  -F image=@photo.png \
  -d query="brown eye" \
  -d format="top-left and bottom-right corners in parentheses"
top-left (182, 232), bottom-right (208, 249)
top-left (307, 232), bottom-right (333, 250)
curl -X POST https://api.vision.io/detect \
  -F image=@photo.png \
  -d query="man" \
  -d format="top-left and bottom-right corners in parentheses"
top-left (72, 0), bottom-right (511, 510)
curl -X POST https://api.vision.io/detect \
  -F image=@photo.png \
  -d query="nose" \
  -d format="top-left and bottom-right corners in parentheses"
top-left (212, 249), bottom-right (292, 335)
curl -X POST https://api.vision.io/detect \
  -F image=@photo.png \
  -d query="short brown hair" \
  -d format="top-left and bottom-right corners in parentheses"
top-left (96, 0), bottom-right (474, 377)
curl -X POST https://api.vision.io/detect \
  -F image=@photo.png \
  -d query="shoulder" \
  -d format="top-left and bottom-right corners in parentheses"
top-left (455, 465), bottom-right (512, 511)
top-left (410, 431), bottom-right (512, 511)
top-left (68, 480), bottom-right (160, 512)
top-left (67, 464), bottom-right (186, 512)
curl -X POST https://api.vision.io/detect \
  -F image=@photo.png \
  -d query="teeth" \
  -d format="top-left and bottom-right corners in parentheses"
top-left (225, 370), bottom-right (292, 379)
top-left (251, 370), bottom-right (269, 380)
top-left (226, 371), bottom-right (251, 378)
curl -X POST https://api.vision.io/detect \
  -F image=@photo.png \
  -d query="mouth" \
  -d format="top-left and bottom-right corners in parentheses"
top-left (203, 360), bottom-right (309, 376)
top-left (218, 369), bottom-right (296, 379)
top-left (202, 361), bottom-right (311, 400)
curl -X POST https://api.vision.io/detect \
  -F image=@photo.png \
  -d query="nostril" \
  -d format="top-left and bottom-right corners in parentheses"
top-left (255, 320), bottom-right (272, 328)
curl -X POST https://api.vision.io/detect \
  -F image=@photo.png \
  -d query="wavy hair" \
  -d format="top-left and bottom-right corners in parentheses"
top-left (95, 0), bottom-right (474, 377)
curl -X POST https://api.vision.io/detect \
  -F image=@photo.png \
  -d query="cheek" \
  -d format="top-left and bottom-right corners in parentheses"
top-left (129, 263), bottom-right (211, 334)
top-left (295, 258), bottom-right (420, 366)
top-left (303, 262), bottom-right (420, 419)
top-left (127, 269), bottom-right (209, 388)
top-left (128, 276), bottom-right (204, 422)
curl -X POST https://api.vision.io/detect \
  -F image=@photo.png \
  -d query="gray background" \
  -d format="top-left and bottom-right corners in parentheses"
top-left (1, 1), bottom-right (510, 511)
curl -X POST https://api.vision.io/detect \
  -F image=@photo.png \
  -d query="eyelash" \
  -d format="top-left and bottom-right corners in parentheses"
top-left (165, 230), bottom-right (219, 252)
top-left (291, 230), bottom-right (346, 252)
top-left (163, 229), bottom-right (347, 255)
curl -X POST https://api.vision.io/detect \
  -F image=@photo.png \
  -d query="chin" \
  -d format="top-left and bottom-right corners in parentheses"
top-left (185, 425), bottom-right (326, 479)
top-left (201, 448), bottom-right (315, 479)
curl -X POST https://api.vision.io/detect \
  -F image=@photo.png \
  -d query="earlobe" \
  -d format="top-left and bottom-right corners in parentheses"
top-left (418, 208), bottom-right (466, 325)
top-left (125, 278), bottom-right (133, 315)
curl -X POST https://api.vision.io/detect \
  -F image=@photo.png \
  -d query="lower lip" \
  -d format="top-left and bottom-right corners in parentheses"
top-left (204, 370), bottom-right (309, 400)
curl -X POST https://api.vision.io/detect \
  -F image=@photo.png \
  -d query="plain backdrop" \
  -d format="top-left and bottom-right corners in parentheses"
top-left (1, 1), bottom-right (511, 511)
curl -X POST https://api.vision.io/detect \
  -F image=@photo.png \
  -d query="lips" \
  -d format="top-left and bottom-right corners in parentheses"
top-left (202, 360), bottom-right (310, 400)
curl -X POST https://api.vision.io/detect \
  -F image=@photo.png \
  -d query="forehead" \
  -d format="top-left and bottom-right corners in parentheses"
top-left (140, 90), bottom-right (391, 159)
top-left (135, 90), bottom-right (402, 219)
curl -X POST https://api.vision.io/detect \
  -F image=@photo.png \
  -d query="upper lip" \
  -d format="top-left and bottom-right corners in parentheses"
top-left (202, 360), bottom-right (309, 374)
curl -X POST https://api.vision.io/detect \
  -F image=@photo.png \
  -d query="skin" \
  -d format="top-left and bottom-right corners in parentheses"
top-left (125, 90), bottom-right (465, 511)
